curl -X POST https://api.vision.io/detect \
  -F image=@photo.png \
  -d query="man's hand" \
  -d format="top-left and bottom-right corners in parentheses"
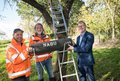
top-left (28, 47), bottom-right (33, 53)
top-left (67, 44), bottom-right (74, 51)
top-left (27, 47), bottom-right (34, 56)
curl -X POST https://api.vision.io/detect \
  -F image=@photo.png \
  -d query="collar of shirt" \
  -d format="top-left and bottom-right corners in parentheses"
top-left (80, 31), bottom-right (86, 37)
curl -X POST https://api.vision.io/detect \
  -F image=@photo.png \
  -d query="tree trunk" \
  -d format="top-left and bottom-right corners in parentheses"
top-left (98, 28), bottom-right (101, 43)
top-left (104, 0), bottom-right (115, 40)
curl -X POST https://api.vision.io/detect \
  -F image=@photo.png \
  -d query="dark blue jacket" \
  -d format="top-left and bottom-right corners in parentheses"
top-left (74, 31), bottom-right (95, 65)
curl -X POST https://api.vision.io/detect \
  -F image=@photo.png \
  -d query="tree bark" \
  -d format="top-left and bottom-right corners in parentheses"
top-left (104, 0), bottom-right (115, 39)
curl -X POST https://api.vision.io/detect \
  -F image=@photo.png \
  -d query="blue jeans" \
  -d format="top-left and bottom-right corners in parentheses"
top-left (36, 58), bottom-right (54, 80)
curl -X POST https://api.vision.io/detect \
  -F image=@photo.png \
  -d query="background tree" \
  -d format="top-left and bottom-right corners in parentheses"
top-left (70, 0), bottom-right (120, 43)
top-left (86, 0), bottom-right (120, 40)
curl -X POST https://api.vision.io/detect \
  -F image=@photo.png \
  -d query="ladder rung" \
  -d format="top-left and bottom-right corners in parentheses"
top-left (62, 73), bottom-right (77, 78)
top-left (52, 6), bottom-right (60, 10)
top-left (56, 16), bottom-right (63, 20)
top-left (60, 60), bottom-right (74, 65)
top-left (52, 11), bottom-right (61, 14)
top-left (51, 1), bottom-right (59, 4)
top-left (55, 16), bottom-right (63, 20)
top-left (56, 31), bottom-right (67, 34)
top-left (56, 30), bottom-right (67, 34)
top-left (57, 50), bottom-right (68, 53)
top-left (55, 23), bottom-right (64, 27)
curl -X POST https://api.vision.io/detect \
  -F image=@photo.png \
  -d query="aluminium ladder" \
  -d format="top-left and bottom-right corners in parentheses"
top-left (48, 0), bottom-right (68, 38)
top-left (48, 0), bottom-right (79, 81)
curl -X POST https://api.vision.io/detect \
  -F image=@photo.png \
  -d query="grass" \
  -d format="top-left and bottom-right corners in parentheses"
top-left (94, 48), bottom-right (120, 81)
top-left (0, 40), bottom-right (120, 81)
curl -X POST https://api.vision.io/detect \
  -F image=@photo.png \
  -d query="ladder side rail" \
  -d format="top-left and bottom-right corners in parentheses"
top-left (71, 53), bottom-right (80, 81)
top-left (49, 0), bottom-right (58, 38)
top-left (61, 42), bottom-right (67, 64)
top-left (57, 51), bottom-right (63, 81)
top-left (60, 42), bottom-right (80, 81)
top-left (58, 4), bottom-right (68, 33)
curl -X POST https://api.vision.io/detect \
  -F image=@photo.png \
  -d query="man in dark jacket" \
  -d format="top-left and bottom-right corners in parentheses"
top-left (67, 21), bottom-right (96, 81)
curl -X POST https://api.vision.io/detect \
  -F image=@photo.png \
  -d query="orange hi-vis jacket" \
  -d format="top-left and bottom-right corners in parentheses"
top-left (29, 34), bottom-right (52, 62)
top-left (6, 38), bottom-right (31, 79)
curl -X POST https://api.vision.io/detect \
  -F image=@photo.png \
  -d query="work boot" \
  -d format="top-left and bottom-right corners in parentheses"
top-left (39, 79), bottom-right (44, 81)
top-left (49, 77), bottom-right (56, 81)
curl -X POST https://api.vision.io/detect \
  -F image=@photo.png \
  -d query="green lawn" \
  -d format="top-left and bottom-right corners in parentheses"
top-left (94, 48), bottom-right (120, 81)
top-left (0, 40), bottom-right (120, 81)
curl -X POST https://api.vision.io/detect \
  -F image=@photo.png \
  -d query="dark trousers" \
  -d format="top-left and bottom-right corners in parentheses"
top-left (12, 76), bottom-right (30, 81)
top-left (78, 65), bottom-right (96, 81)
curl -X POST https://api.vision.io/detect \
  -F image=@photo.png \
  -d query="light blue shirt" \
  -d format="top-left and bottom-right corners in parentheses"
top-left (74, 31), bottom-right (86, 52)
top-left (79, 32), bottom-right (85, 45)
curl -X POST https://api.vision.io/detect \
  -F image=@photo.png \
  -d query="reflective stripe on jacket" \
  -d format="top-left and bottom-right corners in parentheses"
top-left (6, 38), bottom-right (31, 79)
top-left (29, 35), bottom-right (52, 62)
top-left (8, 67), bottom-right (31, 78)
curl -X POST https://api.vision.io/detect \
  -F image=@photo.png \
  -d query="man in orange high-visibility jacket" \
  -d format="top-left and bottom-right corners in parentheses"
top-left (6, 28), bottom-right (32, 81)
top-left (29, 23), bottom-right (55, 81)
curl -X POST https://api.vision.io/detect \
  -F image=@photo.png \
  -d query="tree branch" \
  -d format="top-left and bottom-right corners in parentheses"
top-left (63, 0), bottom-right (75, 24)
top-left (22, 0), bottom-right (53, 28)
top-left (64, 0), bottom-right (75, 14)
